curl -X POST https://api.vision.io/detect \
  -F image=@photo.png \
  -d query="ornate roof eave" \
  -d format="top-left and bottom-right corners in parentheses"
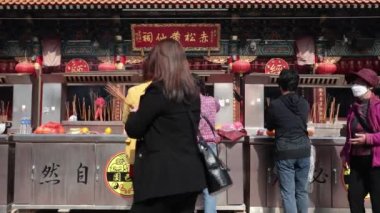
top-left (0, 1), bottom-right (380, 10)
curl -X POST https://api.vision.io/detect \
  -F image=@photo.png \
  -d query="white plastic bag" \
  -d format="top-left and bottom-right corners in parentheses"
top-left (308, 145), bottom-right (316, 193)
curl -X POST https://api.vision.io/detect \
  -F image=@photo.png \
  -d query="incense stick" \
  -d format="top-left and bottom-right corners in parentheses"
top-left (323, 94), bottom-right (327, 123)
top-left (82, 97), bottom-right (86, 121)
top-left (87, 105), bottom-right (91, 121)
top-left (108, 101), bottom-right (111, 121)
top-left (5, 101), bottom-right (10, 121)
top-left (1, 101), bottom-right (4, 117)
top-left (78, 97), bottom-right (82, 120)
top-left (103, 102), bottom-right (106, 121)
top-left (0, 100), bottom-right (3, 122)
top-left (89, 90), bottom-right (94, 121)
top-left (72, 94), bottom-right (77, 116)
top-left (65, 101), bottom-right (70, 120)
top-left (334, 103), bottom-right (340, 124)
top-left (329, 98), bottom-right (335, 124)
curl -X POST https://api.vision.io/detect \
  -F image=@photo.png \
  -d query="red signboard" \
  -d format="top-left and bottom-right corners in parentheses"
top-left (264, 58), bottom-right (289, 74)
top-left (131, 24), bottom-right (220, 51)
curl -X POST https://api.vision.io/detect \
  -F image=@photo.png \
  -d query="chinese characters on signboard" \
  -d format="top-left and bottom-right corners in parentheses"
top-left (131, 24), bottom-right (220, 51)
top-left (313, 87), bottom-right (326, 123)
top-left (270, 167), bottom-right (329, 185)
top-left (37, 152), bottom-right (133, 197)
top-left (40, 163), bottom-right (61, 184)
top-left (39, 162), bottom-right (89, 185)
top-left (77, 163), bottom-right (89, 184)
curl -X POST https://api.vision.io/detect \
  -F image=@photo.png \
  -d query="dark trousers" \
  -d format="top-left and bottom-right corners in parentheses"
top-left (130, 191), bottom-right (199, 213)
top-left (348, 155), bottom-right (380, 213)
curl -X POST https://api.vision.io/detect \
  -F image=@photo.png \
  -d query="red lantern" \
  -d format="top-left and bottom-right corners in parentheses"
top-left (15, 62), bottom-right (35, 74)
top-left (315, 63), bottom-right (337, 74)
top-left (98, 62), bottom-right (116, 71)
top-left (231, 60), bottom-right (251, 74)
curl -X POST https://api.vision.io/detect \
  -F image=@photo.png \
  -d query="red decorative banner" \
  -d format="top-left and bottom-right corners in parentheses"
top-left (131, 24), bottom-right (220, 51)
top-left (264, 58), bottom-right (289, 74)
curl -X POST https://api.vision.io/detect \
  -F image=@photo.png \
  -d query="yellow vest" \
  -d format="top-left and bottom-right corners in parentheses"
top-left (122, 81), bottom-right (151, 164)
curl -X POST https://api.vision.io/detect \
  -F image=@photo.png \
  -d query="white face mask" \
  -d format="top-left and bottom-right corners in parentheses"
top-left (351, 84), bottom-right (368, 97)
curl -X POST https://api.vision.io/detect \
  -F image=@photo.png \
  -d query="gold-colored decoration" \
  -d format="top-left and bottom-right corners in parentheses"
top-left (14, 57), bottom-right (30, 63)
top-left (204, 56), bottom-right (229, 64)
top-left (126, 56), bottom-right (144, 65)
top-left (97, 57), bottom-right (113, 63)
top-left (239, 56), bottom-right (257, 63)
top-left (321, 57), bottom-right (341, 64)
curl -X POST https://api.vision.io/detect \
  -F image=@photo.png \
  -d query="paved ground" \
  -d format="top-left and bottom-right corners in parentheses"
top-left (22, 210), bottom-right (237, 213)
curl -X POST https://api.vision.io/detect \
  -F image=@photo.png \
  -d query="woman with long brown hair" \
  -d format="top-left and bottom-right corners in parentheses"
top-left (125, 38), bottom-right (206, 213)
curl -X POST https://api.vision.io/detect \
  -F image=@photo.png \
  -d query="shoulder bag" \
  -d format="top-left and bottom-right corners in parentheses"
top-left (187, 111), bottom-right (233, 194)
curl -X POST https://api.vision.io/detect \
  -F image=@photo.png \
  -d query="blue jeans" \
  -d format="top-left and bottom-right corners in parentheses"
top-left (276, 157), bottom-right (310, 213)
top-left (203, 142), bottom-right (217, 213)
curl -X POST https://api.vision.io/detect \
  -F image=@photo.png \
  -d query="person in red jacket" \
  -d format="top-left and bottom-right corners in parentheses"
top-left (341, 68), bottom-right (380, 213)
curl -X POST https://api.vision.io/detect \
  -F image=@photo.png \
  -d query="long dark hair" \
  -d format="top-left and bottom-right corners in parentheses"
top-left (143, 38), bottom-right (199, 102)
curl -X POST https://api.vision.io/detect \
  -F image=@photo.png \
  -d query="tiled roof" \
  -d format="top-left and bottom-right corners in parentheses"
top-left (0, 0), bottom-right (379, 9)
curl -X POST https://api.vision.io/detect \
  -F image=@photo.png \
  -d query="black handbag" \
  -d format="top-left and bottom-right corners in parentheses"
top-left (187, 111), bottom-right (233, 194)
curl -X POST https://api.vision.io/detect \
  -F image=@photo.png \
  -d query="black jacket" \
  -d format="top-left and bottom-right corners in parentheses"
top-left (266, 93), bottom-right (311, 160)
top-left (126, 82), bottom-right (207, 202)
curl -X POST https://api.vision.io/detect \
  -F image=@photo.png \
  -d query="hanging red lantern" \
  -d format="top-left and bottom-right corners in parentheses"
top-left (231, 60), bottom-right (251, 74)
top-left (15, 62), bottom-right (35, 74)
top-left (315, 63), bottom-right (337, 74)
top-left (98, 62), bottom-right (116, 72)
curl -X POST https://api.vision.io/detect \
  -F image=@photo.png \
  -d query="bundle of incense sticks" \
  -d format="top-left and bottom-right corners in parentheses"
top-left (105, 83), bottom-right (127, 103)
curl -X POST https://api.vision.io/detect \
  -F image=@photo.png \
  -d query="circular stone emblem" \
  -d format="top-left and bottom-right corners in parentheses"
top-left (105, 152), bottom-right (133, 196)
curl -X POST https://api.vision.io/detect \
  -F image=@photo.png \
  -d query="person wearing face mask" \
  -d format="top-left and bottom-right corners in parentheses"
top-left (341, 68), bottom-right (380, 213)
